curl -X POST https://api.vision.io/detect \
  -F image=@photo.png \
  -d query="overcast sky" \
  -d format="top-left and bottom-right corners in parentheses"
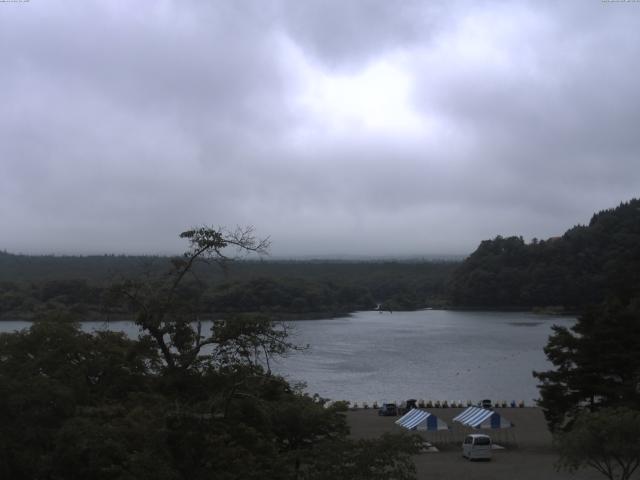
top-left (1, 1), bottom-right (639, 257)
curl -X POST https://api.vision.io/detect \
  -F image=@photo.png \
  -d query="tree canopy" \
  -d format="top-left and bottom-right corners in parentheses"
top-left (556, 407), bottom-right (640, 480)
top-left (534, 298), bottom-right (640, 432)
top-left (0, 256), bottom-right (455, 321)
top-left (450, 199), bottom-right (640, 309)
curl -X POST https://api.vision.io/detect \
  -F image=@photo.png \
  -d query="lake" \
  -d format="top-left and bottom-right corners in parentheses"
top-left (0, 310), bottom-right (573, 405)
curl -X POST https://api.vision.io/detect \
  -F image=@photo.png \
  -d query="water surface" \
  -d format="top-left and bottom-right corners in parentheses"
top-left (1, 310), bottom-right (572, 405)
top-left (273, 310), bottom-right (573, 404)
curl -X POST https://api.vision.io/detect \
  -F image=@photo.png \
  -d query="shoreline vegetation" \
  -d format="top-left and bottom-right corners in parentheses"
top-left (0, 256), bottom-right (457, 321)
top-left (0, 306), bottom-right (577, 322)
top-left (2, 199), bottom-right (637, 322)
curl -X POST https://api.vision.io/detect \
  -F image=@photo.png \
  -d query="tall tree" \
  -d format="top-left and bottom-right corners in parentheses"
top-left (534, 298), bottom-right (640, 431)
top-left (115, 225), bottom-right (272, 371)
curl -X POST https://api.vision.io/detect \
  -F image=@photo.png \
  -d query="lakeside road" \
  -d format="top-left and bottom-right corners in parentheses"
top-left (346, 408), bottom-right (607, 480)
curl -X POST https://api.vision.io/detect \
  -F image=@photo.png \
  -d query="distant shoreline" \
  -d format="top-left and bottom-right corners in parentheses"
top-left (0, 306), bottom-right (577, 323)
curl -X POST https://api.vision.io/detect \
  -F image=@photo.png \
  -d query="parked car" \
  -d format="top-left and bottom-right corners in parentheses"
top-left (480, 399), bottom-right (492, 409)
top-left (401, 399), bottom-right (417, 414)
top-left (462, 434), bottom-right (492, 461)
top-left (378, 403), bottom-right (398, 416)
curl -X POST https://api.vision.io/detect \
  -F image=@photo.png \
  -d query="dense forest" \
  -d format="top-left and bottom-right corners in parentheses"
top-left (449, 199), bottom-right (640, 310)
top-left (0, 253), bottom-right (457, 320)
top-left (2, 199), bottom-right (639, 320)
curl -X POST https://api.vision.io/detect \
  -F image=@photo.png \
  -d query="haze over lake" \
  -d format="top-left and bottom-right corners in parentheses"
top-left (1, 310), bottom-right (572, 404)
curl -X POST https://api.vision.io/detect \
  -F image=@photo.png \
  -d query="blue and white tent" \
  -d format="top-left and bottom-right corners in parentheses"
top-left (395, 409), bottom-right (449, 431)
top-left (453, 407), bottom-right (512, 429)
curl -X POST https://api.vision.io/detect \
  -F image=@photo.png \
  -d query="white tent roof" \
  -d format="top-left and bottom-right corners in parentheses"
top-left (453, 406), bottom-right (512, 429)
top-left (395, 409), bottom-right (449, 431)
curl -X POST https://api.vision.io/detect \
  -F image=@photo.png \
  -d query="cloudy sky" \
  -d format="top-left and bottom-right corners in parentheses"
top-left (1, 1), bottom-right (639, 257)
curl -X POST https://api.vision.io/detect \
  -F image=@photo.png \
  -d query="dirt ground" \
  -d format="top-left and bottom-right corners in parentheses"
top-left (346, 408), bottom-right (617, 480)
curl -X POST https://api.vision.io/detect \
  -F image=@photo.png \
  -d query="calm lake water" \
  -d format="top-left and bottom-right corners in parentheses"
top-left (0, 310), bottom-right (573, 405)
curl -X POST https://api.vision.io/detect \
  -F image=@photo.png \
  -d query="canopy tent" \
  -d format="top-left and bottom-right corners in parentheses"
top-left (453, 407), bottom-right (512, 429)
top-left (395, 409), bottom-right (449, 431)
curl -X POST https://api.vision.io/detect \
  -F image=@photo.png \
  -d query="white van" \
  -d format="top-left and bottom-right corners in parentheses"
top-left (462, 434), bottom-right (492, 460)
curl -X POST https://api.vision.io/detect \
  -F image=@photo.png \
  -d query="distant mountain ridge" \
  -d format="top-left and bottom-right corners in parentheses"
top-left (449, 198), bottom-right (640, 309)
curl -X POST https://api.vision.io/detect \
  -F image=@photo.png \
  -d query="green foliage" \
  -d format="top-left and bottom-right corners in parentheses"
top-left (0, 322), bottom-right (160, 480)
top-left (52, 404), bottom-right (179, 480)
top-left (205, 277), bottom-right (377, 316)
top-left (556, 407), bottom-right (640, 480)
top-left (0, 259), bottom-right (457, 320)
top-left (0, 227), bottom-right (420, 479)
top-left (212, 314), bottom-right (297, 373)
top-left (534, 299), bottom-right (640, 431)
top-left (450, 198), bottom-right (640, 309)
top-left (301, 433), bottom-right (421, 480)
top-left (0, 225), bottom-right (458, 320)
top-left (0, 320), bottom-right (419, 480)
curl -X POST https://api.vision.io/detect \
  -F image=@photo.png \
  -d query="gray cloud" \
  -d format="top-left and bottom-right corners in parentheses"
top-left (276, 0), bottom-right (441, 68)
top-left (1, 0), bottom-right (639, 256)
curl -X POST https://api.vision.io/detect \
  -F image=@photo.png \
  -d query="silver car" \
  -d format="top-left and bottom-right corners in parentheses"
top-left (462, 434), bottom-right (492, 460)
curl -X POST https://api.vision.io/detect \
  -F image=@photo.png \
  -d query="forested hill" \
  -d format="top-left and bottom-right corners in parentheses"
top-left (449, 199), bottom-right (640, 309)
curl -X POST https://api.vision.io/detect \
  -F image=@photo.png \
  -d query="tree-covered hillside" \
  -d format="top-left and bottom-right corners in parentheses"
top-left (449, 199), bottom-right (640, 309)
